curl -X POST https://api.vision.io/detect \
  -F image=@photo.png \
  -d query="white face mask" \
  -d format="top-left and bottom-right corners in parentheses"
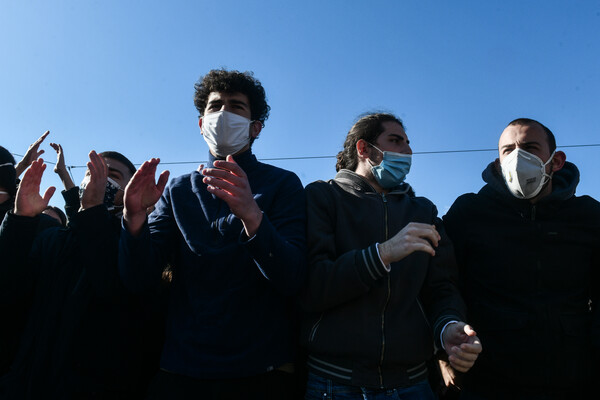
top-left (500, 148), bottom-right (555, 199)
top-left (201, 110), bottom-right (252, 158)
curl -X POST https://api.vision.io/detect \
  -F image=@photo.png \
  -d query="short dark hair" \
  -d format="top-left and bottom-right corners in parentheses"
top-left (99, 151), bottom-right (136, 177)
top-left (193, 69), bottom-right (270, 125)
top-left (44, 205), bottom-right (67, 227)
top-left (336, 113), bottom-right (405, 172)
top-left (507, 118), bottom-right (556, 153)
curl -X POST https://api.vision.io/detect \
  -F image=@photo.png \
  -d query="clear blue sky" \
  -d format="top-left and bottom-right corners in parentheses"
top-left (1, 1), bottom-right (599, 213)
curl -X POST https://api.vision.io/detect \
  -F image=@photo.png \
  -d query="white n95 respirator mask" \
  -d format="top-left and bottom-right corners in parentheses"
top-left (500, 148), bottom-right (555, 200)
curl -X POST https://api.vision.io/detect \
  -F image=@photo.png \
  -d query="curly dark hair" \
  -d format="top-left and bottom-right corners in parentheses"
top-left (193, 69), bottom-right (270, 125)
top-left (336, 113), bottom-right (405, 172)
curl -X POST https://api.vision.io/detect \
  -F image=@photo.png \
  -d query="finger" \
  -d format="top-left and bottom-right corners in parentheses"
top-left (33, 130), bottom-right (50, 147)
top-left (459, 342), bottom-right (483, 355)
top-left (407, 239), bottom-right (436, 257)
top-left (49, 142), bottom-right (59, 152)
top-left (463, 324), bottom-right (477, 336)
top-left (202, 175), bottom-right (240, 194)
top-left (212, 157), bottom-right (247, 178)
top-left (156, 170), bottom-right (170, 193)
top-left (202, 169), bottom-right (245, 189)
top-left (197, 164), bottom-right (204, 172)
top-left (42, 186), bottom-right (56, 204)
top-left (407, 226), bottom-right (440, 247)
top-left (206, 184), bottom-right (234, 200)
top-left (448, 356), bottom-right (474, 372)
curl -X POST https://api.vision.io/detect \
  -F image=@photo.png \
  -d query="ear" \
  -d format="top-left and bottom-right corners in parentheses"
top-left (250, 121), bottom-right (262, 139)
top-left (356, 139), bottom-right (371, 160)
top-left (551, 151), bottom-right (566, 172)
top-left (198, 117), bottom-right (203, 135)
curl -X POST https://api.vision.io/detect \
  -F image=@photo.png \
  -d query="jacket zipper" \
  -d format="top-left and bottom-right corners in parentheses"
top-left (378, 193), bottom-right (391, 388)
top-left (309, 313), bottom-right (324, 343)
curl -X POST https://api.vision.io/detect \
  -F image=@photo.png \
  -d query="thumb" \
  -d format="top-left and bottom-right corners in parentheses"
top-left (463, 324), bottom-right (477, 337)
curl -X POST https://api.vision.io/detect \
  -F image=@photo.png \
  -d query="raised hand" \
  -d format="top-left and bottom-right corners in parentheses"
top-left (14, 158), bottom-right (56, 217)
top-left (201, 155), bottom-right (262, 237)
top-left (378, 222), bottom-right (441, 265)
top-left (442, 322), bottom-right (482, 373)
top-left (49, 142), bottom-right (76, 190)
top-left (123, 158), bottom-right (169, 236)
top-left (80, 151), bottom-right (108, 210)
top-left (15, 130), bottom-right (50, 178)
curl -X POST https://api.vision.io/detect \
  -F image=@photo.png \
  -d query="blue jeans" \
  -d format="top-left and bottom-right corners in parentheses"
top-left (305, 372), bottom-right (437, 400)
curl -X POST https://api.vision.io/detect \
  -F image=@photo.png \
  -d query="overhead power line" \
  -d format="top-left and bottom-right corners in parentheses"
top-left (10, 143), bottom-right (600, 169)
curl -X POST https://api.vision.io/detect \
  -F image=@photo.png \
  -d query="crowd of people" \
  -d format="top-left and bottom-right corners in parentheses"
top-left (0, 68), bottom-right (598, 400)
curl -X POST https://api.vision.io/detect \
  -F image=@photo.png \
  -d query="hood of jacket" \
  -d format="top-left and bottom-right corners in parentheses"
top-left (335, 169), bottom-right (416, 197)
top-left (480, 160), bottom-right (580, 206)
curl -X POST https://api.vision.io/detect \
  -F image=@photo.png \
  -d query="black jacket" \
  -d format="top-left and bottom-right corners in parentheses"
top-left (0, 206), bottom-right (164, 399)
top-left (301, 170), bottom-right (466, 389)
top-left (443, 161), bottom-right (600, 396)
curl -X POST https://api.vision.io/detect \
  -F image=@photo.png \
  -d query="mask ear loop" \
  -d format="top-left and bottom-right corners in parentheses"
top-left (364, 143), bottom-right (385, 168)
top-left (541, 150), bottom-right (557, 184)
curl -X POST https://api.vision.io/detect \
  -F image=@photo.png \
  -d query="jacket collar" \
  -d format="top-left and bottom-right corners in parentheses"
top-left (207, 149), bottom-right (259, 173)
top-left (335, 169), bottom-right (414, 196)
top-left (480, 160), bottom-right (580, 205)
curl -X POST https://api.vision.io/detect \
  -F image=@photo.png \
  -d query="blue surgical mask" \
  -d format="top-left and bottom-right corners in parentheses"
top-left (368, 144), bottom-right (412, 189)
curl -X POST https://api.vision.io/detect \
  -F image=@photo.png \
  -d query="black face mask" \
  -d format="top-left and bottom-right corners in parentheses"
top-left (79, 176), bottom-right (123, 212)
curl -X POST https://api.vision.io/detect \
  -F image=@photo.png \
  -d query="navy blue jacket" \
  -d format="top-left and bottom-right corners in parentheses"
top-left (119, 150), bottom-right (307, 379)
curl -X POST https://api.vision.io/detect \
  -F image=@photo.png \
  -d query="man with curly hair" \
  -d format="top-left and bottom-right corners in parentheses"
top-left (119, 69), bottom-right (307, 399)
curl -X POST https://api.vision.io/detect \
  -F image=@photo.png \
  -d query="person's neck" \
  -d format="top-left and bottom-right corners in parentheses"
top-left (354, 166), bottom-right (387, 194)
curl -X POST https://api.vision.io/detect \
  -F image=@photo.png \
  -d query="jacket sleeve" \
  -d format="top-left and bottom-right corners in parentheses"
top-left (61, 186), bottom-right (81, 223)
top-left (240, 172), bottom-right (307, 295)
top-left (0, 212), bottom-right (41, 304)
top-left (69, 204), bottom-right (124, 301)
top-left (118, 187), bottom-right (177, 295)
top-left (300, 182), bottom-right (389, 313)
top-left (420, 213), bottom-right (467, 349)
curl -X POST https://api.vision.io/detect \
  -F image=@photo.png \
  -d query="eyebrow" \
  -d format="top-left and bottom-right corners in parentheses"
top-left (500, 140), bottom-right (541, 151)
top-left (388, 133), bottom-right (409, 144)
top-left (229, 99), bottom-right (249, 108)
top-left (107, 166), bottom-right (124, 178)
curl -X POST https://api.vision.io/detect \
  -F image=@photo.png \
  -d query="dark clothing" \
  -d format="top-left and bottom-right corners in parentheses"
top-left (301, 170), bottom-right (466, 389)
top-left (147, 369), bottom-right (296, 400)
top-left (0, 210), bottom-right (60, 377)
top-left (0, 206), bottom-right (163, 399)
top-left (62, 186), bottom-right (81, 223)
top-left (119, 150), bottom-right (307, 379)
top-left (443, 161), bottom-right (600, 398)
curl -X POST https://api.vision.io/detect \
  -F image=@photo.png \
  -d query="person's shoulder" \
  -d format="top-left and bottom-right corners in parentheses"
top-left (451, 192), bottom-right (481, 207)
top-left (257, 161), bottom-right (299, 179)
top-left (166, 172), bottom-right (202, 193)
top-left (443, 192), bottom-right (482, 220)
top-left (569, 194), bottom-right (600, 217)
top-left (256, 161), bottom-right (304, 189)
